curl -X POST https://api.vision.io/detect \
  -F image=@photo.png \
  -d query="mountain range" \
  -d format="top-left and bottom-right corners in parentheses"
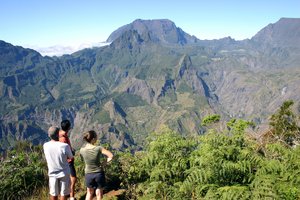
top-left (1, 18), bottom-right (300, 152)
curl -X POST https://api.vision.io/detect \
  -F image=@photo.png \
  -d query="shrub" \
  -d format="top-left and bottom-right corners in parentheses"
top-left (0, 141), bottom-right (47, 200)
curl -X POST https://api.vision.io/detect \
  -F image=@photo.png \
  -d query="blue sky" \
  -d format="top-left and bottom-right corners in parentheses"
top-left (0, 0), bottom-right (299, 49)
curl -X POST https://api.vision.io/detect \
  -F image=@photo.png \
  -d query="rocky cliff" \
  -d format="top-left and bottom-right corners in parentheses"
top-left (1, 18), bottom-right (300, 151)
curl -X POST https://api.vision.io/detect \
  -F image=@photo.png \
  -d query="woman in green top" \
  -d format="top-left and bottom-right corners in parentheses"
top-left (80, 130), bottom-right (113, 200)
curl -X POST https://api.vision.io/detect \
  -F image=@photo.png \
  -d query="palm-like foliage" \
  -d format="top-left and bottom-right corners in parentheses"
top-left (119, 103), bottom-right (300, 199)
top-left (120, 129), bottom-right (197, 199)
top-left (181, 119), bottom-right (260, 199)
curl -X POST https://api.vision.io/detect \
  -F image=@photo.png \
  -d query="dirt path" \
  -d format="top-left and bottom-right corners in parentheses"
top-left (77, 189), bottom-right (126, 200)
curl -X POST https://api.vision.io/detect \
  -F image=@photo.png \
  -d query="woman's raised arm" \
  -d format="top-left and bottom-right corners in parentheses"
top-left (101, 148), bottom-right (113, 162)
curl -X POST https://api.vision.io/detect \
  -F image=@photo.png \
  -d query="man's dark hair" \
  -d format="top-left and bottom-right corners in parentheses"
top-left (61, 119), bottom-right (71, 131)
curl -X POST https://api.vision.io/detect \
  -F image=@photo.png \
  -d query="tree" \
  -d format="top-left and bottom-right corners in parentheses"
top-left (269, 100), bottom-right (300, 146)
top-left (201, 114), bottom-right (221, 127)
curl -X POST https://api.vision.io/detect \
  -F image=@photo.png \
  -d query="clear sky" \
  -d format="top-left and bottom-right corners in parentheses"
top-left (0, 0), bottom-right (299, 50)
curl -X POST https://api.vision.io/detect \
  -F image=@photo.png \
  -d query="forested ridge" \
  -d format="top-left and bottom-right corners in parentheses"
top-left (1, 100), bottom-right (300, 200)
top-left (2, 18), bottom-right (300, 154)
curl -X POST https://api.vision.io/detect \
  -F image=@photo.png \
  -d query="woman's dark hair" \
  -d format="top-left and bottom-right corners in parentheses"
top-left (83, 130), bottom-right (97, 143)
top-left (61, 120), bottom-right (71, 131)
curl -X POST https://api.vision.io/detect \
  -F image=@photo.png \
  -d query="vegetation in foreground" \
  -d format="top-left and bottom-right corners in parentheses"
top-left (0, 100), bottom-right (300, 200)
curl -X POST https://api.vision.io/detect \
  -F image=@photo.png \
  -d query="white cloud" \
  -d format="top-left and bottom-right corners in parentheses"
top-left (26, 42), bottom-right (110, 57)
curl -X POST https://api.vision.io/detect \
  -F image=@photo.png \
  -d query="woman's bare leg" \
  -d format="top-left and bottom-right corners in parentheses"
top-left (85, 188), bottom-right (95, 200)
top-left (95, 188), bottom-right (103, 200)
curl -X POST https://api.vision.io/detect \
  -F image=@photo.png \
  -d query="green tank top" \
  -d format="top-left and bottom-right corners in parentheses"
top-left (80, 144), bottom-right (103, 174)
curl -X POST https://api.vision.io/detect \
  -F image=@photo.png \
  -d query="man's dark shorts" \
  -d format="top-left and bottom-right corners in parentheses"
top-left (69, 161), bottom-right (76, 177)
top-left (85, 172), bottom-right (106, 189)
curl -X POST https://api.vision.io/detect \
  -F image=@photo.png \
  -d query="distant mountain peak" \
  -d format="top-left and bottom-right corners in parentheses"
top-left (110, 30), bottom-right (147, 49)
top-left (132, 18), bottom-right (174, 26)
top-left (106, 19), bottom-right (199, 45)
top-left (251, 18), bottom-right (300, 47)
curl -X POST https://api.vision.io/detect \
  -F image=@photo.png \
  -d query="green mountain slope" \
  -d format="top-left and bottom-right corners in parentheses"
top-left (1, 18), bottom-right (300, 152)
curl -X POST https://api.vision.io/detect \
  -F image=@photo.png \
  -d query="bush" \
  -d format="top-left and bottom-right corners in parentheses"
top-left (0, 141), bottom-right (47, 200)
top-left (115, 110), bottom-right (300, 199)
